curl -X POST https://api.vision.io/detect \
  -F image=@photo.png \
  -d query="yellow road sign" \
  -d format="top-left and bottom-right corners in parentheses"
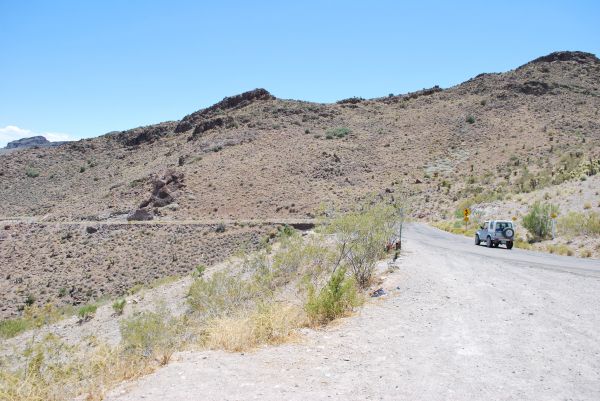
top-left (463, 208), bottom-right (470, 217)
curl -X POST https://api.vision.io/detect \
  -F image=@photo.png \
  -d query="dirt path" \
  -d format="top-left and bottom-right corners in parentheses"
top-left (105, 224), bottom-right (600, 401)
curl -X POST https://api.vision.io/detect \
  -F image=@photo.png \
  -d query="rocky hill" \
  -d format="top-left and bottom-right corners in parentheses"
top-left (1, 50), bottom-right (599, 318)
top-left (5, 135), bottom-right (70, 150)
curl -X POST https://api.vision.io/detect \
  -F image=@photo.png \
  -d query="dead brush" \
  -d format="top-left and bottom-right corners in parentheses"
top-left (203, 303), bottom-right (307, 352)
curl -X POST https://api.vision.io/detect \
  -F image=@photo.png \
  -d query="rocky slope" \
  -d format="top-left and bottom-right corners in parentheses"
top-left (1, 50), bottom-right (599, 317)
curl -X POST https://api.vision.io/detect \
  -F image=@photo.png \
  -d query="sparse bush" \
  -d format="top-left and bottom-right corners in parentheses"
top-left (112, 298), bottom-right (127, 315)
top-left (325, 127), bottom-right (351, 139)
top-left (546, 244), bottom-right (573, 256)
top-left (79, 166), bottom-right (86, 173)
top-left (215, 223), bottom-right (226, 233)
top-left (25, 294), bottom-right (35, 306)
top-left (305, 267), bottom-right (361, 325)
top-left (328, 202), bottom-right (402, 288)
top-left (583, 202), bottom-right (592, 210)
top-left (120, 308), bottom-right (184, 365)
top-left (522, 202), bottom-right (559, 241)
top-left (558, 211), bottom-right (600, 236)
top-left (25, 167), bottom-right (40, 178)
top-left (192, 264), bottom-right (207, 278)
top-left (466, 115), bottom-right (475, 124)
top-left (0, 304), bottom-right (63, 338)
top-left (77, 304), bottom-right (98, 320)
top-left (0, 318), bottom-right (29, 339)
top-left (514, 239), bottom-right (532, 250)
top-left (187, 271), bottom-right (255, 318)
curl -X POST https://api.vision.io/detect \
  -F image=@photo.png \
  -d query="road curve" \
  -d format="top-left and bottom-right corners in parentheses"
top-left (106, 223), bottom-right (600, 401)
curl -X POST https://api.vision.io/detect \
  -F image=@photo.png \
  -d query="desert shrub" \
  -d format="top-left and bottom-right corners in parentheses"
top-left (79, 166), bottom-right (86, 173)
top-left (0, 304), bottom-right (64, 339)
top-left (325, 127), bottom-right (351, 139)
top-left (192, 264), bottom-right (207, 278)
top-left (514, 238), bottom-right (532, 250)
top-left (25, 167), bottom-right (40, 178)
top-left (328, 202), bottom-right (402, 288)
top-left (77, 304), bottom-right (98, 320)
top-left (120, 307), bottom-right (184, 364)
top-left (187, 271), bottom-right (255, 318)
top-left (522, 201), bottom-right (559, 241)
top-left (305, 267), bottom-right (361, 325)
top-left (546, 244), bottom-right (573, 256)
top-left (25, 294), bottom-right (35, 306)
top-left (583, 202), bottom-right (592, 210)
top-left (112, 299), bottom-right (127, 315)
top-left (203, 303), bottom-right (306, 352)
top-left (466, 115), bottom-right (475, 124)
top-left (558, 211), bottom-right (600, 236)
top-left (215, 223), bottom-right (226, 233)
top-left (0, 318), bottom-right (30, 339)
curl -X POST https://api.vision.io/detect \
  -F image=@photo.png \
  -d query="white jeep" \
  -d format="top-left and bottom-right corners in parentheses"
top-left (475, 220), bottom-right (514, 249)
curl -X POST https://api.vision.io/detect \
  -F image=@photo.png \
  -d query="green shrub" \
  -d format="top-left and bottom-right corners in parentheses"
top-left (558, 211), bottom-right (600, 236)
top-left (112, 299), bottom-right (126, 315)
top-left (325, 127), bottom-right (351, 139)
top-left (187, 271), bottom-right (255, 318)
top-left (466, 115), bottom-right (475, 124)
top-left (0, 318), bottom-right (30, 339)
top-left (120, 307), bottom-right (183, 364)
top-left (77, 304), bottom-right (98, 320)
top-left (305, 267), bottom-right (360, 325)
top-left (522, 201), bottom-right (559, 240)
top-left (25, 167), bottom-right (40, 178)
top-left (327, 202), bottom-right (402, 288)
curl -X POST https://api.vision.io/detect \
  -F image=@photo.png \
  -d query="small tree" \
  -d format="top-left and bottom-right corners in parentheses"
top-left (522, 201), bottom-right (559, 241)
top-left (328, 202), bottom-right (402, 288)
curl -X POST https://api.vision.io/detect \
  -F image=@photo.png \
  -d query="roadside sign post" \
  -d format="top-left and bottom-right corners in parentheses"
top-left (463, 209), bottom-right (470, 231)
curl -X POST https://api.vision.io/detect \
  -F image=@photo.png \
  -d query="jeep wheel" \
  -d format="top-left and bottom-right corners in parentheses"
top-left (475, 235), bottom-right (480, 245)
top-left (506, 241), bottom-right (513, 250)
top-left (486, 236), bottom-right (492, 248)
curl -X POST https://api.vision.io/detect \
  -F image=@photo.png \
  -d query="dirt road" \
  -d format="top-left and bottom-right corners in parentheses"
top-left (106, 224), bottom-right (600, 401)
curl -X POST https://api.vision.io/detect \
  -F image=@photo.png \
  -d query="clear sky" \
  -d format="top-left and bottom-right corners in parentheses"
top-left (1, 0), bottom-right (599, 146)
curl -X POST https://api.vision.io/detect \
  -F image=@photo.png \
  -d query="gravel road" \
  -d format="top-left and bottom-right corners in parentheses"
top-left (106, 223), bottom-right (600, 401)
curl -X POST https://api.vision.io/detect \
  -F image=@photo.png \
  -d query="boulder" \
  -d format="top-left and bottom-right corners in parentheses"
top-left (127, 208), bottom-right (153, 221)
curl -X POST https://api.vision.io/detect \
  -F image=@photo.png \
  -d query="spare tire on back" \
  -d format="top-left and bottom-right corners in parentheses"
top-left (503, 227), bottom-right (514, 238)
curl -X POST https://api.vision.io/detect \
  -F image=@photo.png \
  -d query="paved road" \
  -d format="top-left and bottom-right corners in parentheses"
top-left (106, 223), bottom-right (600, 401)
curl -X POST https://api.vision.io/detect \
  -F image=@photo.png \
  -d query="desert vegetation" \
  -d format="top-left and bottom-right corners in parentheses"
top-left (0, 201), bottom-right (403, 400)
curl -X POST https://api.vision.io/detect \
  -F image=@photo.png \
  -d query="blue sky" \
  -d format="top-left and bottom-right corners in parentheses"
top-left (1, 0), bottom-right (599, 146)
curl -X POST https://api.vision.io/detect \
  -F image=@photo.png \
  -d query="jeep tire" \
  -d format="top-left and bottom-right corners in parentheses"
top-left (506, 241), bottom-right (513, 250)
top-left (486, 236), bottom-right (492, 248)
top-left (475, 235), bottom-right (480, 245)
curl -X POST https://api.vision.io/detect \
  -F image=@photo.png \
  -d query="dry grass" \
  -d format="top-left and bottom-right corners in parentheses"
top-left (0, 337), bottom-right (157, 401)
top-left (432, 220), bottom-right (478, 238)
top-left (203, 303), bottom-right (307, 352)
top-left (545, 243), bottom-right (574, 256)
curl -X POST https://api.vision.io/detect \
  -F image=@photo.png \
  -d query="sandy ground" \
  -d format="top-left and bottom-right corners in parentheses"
top-left (105, 224), bottom-right (600, 401)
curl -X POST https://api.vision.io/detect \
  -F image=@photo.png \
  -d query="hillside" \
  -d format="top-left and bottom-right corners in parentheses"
top-left (1, 50), bottom-right (599, 318)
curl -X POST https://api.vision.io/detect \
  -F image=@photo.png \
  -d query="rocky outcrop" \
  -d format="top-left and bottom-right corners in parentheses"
top-left (175, 89), bottom-right (274, 133)
top-left (528, 51), bottom-right (599, 66)
top-left (127, 208), bottom-right (153, 221)
top-left (139, 170), bottom-right (185, 209)
top-left (190, 116), bottom-right (236, 140)
top-left (116, 122), bottom-right (178, 147)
